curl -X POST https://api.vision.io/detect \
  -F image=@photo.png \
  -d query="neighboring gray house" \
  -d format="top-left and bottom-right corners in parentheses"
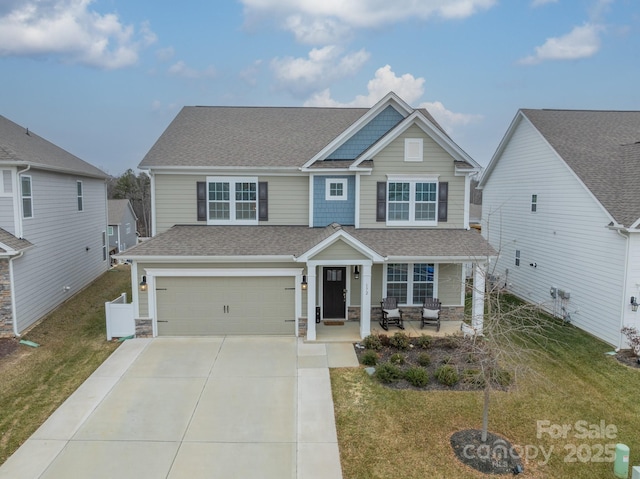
top-left (108, 199), bottom-right (138, 255)
top-left (0, 115), bottom-right (109, 336)
top-left (119, 92), bottom-right (496, 340)
top-left (479, 109), bottom-right (640, 348)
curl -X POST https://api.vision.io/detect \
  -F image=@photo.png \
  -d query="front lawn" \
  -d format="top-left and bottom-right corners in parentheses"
top-left (332, 301), bottom-right (640, 478)
top-left (0, 266), bottom-right (130, 465)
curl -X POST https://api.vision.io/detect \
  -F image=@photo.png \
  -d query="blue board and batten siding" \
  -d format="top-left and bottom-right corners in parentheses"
top-left (328, 105), bottom-right (404, 160)
top-left (313, 176), bottom-right (355, 227)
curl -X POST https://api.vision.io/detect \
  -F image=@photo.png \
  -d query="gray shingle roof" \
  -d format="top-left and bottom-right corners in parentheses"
top-left (108, 199), bottom-right (136, 225)
top-left (118, 224), bottom-right (495, 260)
top-left (0, 115), bottom-right (108, 178)
top-left (522, 109), bottom-right (640, 227)
top-left (139, 104), bottom-right (449, 170)
top-left (0, 227), bottom-right (32, 253)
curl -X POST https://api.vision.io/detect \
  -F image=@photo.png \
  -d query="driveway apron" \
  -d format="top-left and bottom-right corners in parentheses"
top-left (0, 337), bottom-right (344, 479)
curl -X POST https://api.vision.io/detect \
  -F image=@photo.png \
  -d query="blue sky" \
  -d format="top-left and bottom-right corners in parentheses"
top-left (0, 0), bottom-right (637, 175)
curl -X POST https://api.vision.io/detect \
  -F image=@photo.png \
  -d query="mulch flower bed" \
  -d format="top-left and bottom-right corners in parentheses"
top-left (0, 337), bottom-right (19, 361)
top-left (353, 333), bottom-right (511, 391)
top-left (615, 349), bottom-right (640, 369)
top-left (450, 429), bottom-right (523, 475)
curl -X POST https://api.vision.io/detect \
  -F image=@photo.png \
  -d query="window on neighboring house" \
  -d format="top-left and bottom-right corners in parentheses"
top-left (77, 181), bottom-right (83, 211)
top-left (385, 263), bottom-right (435, 305)
top-left (404, 138), bottom-right (423, 162)
top-left (515, 250), bottom-right (521, 267)
top-left (125, 223), bottom-right (131, 234)
top-left (21, 175), bottom-right (32, 218)
top-left (387, 178), bottom-right (437, 226)
top-left (108, 226), bottom-right (114, 236)
top-left (102, 231), bottom-right (107, 261)
top-left (326, 178), bottom-right (347, 200)
top-left (206, 177), bottom-right (258, 224)
top-left (531, 194), bottom-right (537, 212)
top-left (0, 170), bottom-right (12, 196)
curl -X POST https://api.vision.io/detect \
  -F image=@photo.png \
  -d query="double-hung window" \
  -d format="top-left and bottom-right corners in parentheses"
top-left (77, 181), bottom-right (83, 211)
top-left (387, 177), bottom-right (438, 226)
top-left (21, 175), bottom-right (33, 218)
top-left (385, 263), bottom-right (436, 305)
top-left (207, 177), bottom-right (258, 225)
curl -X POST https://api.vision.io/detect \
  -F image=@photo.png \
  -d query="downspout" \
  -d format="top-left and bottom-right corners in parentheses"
top-left (8, 251), bottom-right (24, 337)
top-left (615, 227), bottom-right (631, 350)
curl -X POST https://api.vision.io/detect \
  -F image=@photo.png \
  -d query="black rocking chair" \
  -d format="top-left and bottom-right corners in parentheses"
top-left (380, 297), bottom-right (404, 331)
top-left (421, 297), bottom-right (441, 332)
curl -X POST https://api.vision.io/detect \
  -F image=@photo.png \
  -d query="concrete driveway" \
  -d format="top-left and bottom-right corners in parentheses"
top-left (0, 336), bottom-right (358, 479)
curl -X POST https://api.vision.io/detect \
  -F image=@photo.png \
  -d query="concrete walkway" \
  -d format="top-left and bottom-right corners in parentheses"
top-left (0, 337), bottom-right (359, 479)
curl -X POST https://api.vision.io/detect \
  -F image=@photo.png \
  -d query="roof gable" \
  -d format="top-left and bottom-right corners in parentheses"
top-left (108, 199), bottom-right (137, 225)
top-left (0, 115), bottom-right (107, 179)
top-left (481, 109), bottom-right (640, 227)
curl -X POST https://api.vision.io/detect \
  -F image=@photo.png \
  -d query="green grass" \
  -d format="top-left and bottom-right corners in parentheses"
top-left (331, 298), bottom-right (640, 478)
top-left (0, 265), bottom-right (131, 465)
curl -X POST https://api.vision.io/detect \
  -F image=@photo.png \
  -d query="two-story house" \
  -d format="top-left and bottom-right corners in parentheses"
top-left (119, 92), bottom-right (495, 340)
top-left (0, 115), bottom-right (109, 336)
top-left (108, 199), bottom-right (138, 256)
top-left (479, 109), bottom-right (640, 348)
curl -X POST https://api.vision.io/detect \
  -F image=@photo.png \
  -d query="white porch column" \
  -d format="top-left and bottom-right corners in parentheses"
top-left (306, 266), bottom-right (317, 341)
top-left (472, 261), bottom-right (486, 334)
top-left (360, 263), bottom-right (372, 338)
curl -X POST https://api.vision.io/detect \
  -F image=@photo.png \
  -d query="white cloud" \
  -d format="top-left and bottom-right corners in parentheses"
top-left (156, 46), bottom-right (175, 62)
top-left (241, 0), bottom-right (497, 44)
top-left (0, 0), bottom-right (156, 69)
top-left (304, 64), bottom-right (482, 133)
top-left (271, 45), bottom-right (369, 96)
top-left (168, 60), bottom-right (216, 79)
top-left (240, 59), bottom-right (263, 85)
top-left (519, 23), bottom-right (603, 65)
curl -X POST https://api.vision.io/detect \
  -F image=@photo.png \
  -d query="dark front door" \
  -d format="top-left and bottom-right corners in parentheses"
top-left (323, 267), bottom-right (346, 319)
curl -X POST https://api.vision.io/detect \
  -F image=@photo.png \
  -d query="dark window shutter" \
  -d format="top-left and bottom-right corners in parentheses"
top-left (438, 182), bottom-right (448, 222)
top-left (196, 181), bottom-right (207, 221)
top-left (258, 182), bottom-right (268, 221)
top-left (376, 182), bottom-right (386, 222)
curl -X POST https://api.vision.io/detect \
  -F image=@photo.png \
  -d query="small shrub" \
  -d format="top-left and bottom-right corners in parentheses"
top-left (462, 369), bottom-right (486, 388)
top-left (435, 364), bottom-right (459, 386)
top-left (374, 362), bottom-right (402, 383)
top-left (379, 334), bottom-right (392, 347)
top-left (440, 355), bottom-right (453, 365)
top-left (416, 335), bottom-right (433, 349)
top-left (361, 350), bottom-right (378, 366)
top-left (621, 326), bottom-right (640, 356)
top-left (390, 332), bottom-right (410, 350)
top-left (362, 334), bottom-right (382, 351)
top-left (465, 353), bottom-right (478, 364)
top-left (404, 367), bottom-right (429, 387)
top-left (389, 352), bottom-right (405, 365)
top-left (417, 352), bottom-right (431, 367)
top-left (491, 369), bottom-right (512, 387)
top-left (441, 336), bottom-right (461, 349)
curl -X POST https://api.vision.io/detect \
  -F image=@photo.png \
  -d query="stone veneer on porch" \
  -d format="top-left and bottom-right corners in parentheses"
top-left (0, 260), bottom-right (12, 336)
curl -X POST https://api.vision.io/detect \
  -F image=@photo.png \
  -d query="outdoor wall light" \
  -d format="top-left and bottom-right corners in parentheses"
top-left (139, 275), bottom-right (148, 292)
top-left (631, 296), bottom-right (638, 312)
top-left (301, 275), bottom-right (307, 290)
top-left (353, 265), bottom-right (360, 280)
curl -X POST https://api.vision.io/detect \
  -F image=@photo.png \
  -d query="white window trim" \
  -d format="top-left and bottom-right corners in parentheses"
top-left (206, 176), bottom-right (259, 225)
top-left (325, 178), bottom-right (348, 201)
top-left (386, 175), bottom-right (439, 227)
top-left (108, 226), bottom-right (114, 236)
top-left (77, 180), bottom-right (83, 212)
top-left (21, 175), bottom-right (33, 219)
top-left (383, 263), bottom-right (438, 306)
top-left (404, 138), bottom-right (423, 162)
top-left (531, 194), bottom-right (537, 213)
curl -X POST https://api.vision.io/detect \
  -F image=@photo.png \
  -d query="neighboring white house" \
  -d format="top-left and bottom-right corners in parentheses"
top-left (108, 199), bottom-right (138, 255)
top-left (479, 109), bottom-right (640, 348)
top-left (0, 115), bottom-right (109, 336)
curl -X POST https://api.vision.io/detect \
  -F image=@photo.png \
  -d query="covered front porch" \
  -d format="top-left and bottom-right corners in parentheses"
top-left (311, 318), bottom-right (465, 342)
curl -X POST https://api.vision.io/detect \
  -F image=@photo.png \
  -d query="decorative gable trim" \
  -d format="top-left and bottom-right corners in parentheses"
top-left (351, 110), bottom-right (480, 169)
top-left (296, 228), bottom-right (385, 262)
top-left (300, 92), bottom-right (413, 170)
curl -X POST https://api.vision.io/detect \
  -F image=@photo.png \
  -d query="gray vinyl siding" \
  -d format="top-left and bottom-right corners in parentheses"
top-left (154, 173), bottom-right (309, 234)
top-left (359, 124), bottom-right (466, 228)
top-left (118, 208), bottom-right (138, 251)
top-left (13, 170), bottom-right (108, 333)
top-left (481, 118), bottom-right (626, 346)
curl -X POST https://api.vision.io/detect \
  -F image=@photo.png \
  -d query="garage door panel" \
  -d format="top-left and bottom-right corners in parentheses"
top-left (156, 276), bottom-right (295, 336)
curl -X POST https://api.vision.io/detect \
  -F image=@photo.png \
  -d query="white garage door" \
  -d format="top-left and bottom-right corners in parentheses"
top-left (156, 276), bottom-right (296, 336)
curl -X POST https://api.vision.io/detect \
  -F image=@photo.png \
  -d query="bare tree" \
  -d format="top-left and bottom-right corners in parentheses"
top-left (108, 169), bottom-right (152, 237)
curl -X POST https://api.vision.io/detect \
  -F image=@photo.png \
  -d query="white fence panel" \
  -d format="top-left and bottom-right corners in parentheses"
top-left (105, 293), bottom-right (135, 340)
